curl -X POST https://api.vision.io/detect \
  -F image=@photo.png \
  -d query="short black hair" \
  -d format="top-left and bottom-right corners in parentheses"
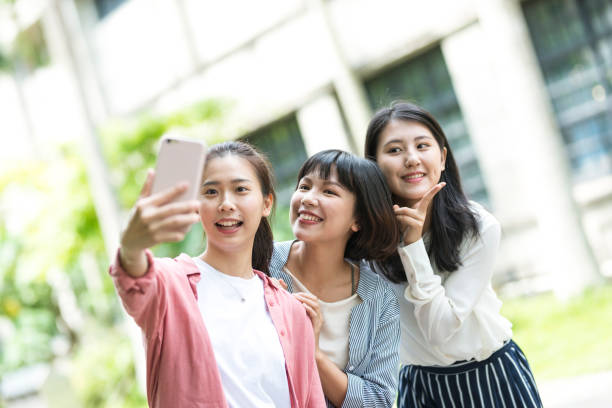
top-left (297, 149), bottom-right (399, 261)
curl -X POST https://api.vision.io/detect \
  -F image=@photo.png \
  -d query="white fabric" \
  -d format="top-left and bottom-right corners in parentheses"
top-left (285, 267), bottom-right (362, 370)
top-left (193, 258), bottom-right (291, 408)
top-left (392, 202), bottom-right (513, 366)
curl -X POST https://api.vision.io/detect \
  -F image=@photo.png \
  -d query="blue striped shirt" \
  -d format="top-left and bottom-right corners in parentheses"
top-left (270, 241), bottom-right (400, 408)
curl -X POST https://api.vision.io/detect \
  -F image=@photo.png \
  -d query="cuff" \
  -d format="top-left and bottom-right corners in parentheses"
top-left (342, 372), bottom-right (364, 408)
top-left (108, 249), bottom-right (156, 293)
top-left (397, 238), bottom-right (435, 284)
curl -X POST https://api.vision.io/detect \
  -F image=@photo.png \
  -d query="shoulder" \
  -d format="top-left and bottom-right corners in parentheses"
top-left (270, 241), bottom-right (294, 275)
top-left (468, 201), bottom-right (501, 236)
top-left (358, 262), bottom-right (399, 308)
top-left (463, 202), bottom-right (502, 252)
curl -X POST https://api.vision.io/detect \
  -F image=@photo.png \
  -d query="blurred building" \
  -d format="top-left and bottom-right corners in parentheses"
top-left (1, 0), bottom-right (611, 297)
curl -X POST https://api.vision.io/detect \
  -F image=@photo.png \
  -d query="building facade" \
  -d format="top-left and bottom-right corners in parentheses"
top-left (2, 0), bottom-right (612, 297)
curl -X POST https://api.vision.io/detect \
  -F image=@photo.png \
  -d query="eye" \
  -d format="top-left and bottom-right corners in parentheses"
top-left (203, 188), bottom-right (217, 196)
top-left (236, 185), bottom-right (249, 193)
top-left (323, 189), bottom-right (338, 196)
top-left (417, 143), bottom-right (431, 149)
top-left (386, 146), bottom-right (401, 154)
top-left (297, 184), bottom-right (310, 191)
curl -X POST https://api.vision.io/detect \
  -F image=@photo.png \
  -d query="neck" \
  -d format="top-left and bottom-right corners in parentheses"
top-left (200, 243), bottom-right (254, 279)
top-left (288, 240), bottom-right (350, 288)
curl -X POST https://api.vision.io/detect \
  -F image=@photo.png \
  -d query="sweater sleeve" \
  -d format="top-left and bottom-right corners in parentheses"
top-left (398, 218), bottom-right (501, 346)
top-left (108, 249), bottom-right (168, 338)
top-left (342, 291), bottom-right (400, 408)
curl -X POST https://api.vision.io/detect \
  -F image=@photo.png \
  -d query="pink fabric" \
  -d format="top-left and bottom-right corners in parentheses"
top-left (109, 249), bottom-right (325, 408)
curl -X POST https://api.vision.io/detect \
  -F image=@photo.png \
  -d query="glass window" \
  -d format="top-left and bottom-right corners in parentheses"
top-left (94, 0), bottom-right (127, 19)
top-left (241, 115), bottom-right (308, 240)
top-left (523, 0), bottom-right (612, 181)
top-left (364, 47), bottom-right (490, 206)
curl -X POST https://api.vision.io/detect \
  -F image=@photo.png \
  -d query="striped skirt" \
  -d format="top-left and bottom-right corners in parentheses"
top-left (398, 340), bottom-right (542, 408)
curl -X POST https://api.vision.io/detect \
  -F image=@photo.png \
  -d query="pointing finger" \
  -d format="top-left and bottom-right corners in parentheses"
top-left (415, 182), bottom-right (445, 211)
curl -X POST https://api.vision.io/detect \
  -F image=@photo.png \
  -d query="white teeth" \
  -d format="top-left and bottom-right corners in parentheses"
top-left (406, 173), bottom-right (425, 179)
top-left (218, 221), bottom-right (239, 227)
top-left (300, 214), bottom-right (322, 222)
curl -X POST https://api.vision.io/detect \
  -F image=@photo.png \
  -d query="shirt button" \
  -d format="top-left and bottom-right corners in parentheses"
top-left (349, 366), bottom-right (354, 370)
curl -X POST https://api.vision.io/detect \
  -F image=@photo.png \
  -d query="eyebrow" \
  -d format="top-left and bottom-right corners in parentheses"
top-left (301, 176), bottom-right (348, 190)
top-left (202, 178), bottom-right (253, 186)
top-left (382, 135), bottom-right (433, 147)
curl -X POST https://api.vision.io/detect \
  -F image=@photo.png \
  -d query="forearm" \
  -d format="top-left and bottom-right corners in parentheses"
top-left (316, 351), bottom-right (348, 407)
top-left (119, 247), bottom-right (149, 277)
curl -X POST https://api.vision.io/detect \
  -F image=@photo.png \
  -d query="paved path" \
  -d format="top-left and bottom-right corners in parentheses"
top-left (539, 370), bottom-right (612, 407)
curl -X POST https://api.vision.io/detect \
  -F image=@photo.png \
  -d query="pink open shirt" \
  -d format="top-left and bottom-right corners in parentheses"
top-left (109, 249), bottom-right (325, 408)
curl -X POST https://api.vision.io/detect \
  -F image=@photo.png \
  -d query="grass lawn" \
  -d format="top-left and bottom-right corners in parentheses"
top-left (501, 282), bottom-right (612, 380)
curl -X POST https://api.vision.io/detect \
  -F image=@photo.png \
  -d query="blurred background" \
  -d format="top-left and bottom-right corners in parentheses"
top-left (0, 0), bottom-right (611, 407)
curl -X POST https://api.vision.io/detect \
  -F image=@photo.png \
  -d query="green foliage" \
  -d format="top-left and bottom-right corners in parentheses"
top-left (71, 324), bottom-right (146, 408)
top-left (502, 283), bottom-right (612, 380)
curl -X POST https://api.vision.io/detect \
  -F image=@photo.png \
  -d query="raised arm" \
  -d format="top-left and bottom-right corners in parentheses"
top-left (398, 218), bottom-right (501, 346)
top-left (118, 169), bottom-right (200, 277)
top-left (110, 170), bottom-right (199, 332)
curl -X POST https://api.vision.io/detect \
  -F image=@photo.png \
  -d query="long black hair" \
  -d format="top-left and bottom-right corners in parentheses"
top-left (205, 141), bottom-right (276, 275)
top-left (296, 149), bottom-right (399, 261)
top-left (364, 102), bottom-right (479, 282)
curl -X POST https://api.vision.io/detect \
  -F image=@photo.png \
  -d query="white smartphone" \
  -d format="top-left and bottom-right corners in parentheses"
top-left (150, 136), bottom-right (207, 202)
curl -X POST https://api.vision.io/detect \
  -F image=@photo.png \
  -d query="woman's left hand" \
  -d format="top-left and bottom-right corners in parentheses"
top-left (294, 292), bottom-right (323, 351)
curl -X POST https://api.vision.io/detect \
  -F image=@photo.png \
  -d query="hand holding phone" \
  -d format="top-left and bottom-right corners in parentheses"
top-left (118, 136), bottom-right (206, 277)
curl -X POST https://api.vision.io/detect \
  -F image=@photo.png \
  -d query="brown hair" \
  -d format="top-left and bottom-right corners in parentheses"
top-left (205, 141), bottom-right (276, 275)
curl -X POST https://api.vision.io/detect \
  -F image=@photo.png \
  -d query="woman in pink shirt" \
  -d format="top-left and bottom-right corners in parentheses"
top-left (110, 141), bottom-right (325, 408)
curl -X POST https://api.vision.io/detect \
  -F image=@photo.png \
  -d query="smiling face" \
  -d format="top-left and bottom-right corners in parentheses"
top-left (199, 155), bottom-right (272, 254)
top-left (375, 119), bottom-right (447, 207)
top-left (289, 167), bottom-right (359, 245)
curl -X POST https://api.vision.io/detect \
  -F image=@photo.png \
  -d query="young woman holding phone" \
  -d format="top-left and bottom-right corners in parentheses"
top-left (269, 149), bottom-right (401, 408)
top-left (365, 102), bottom-right (542, 408)
top-left (111, 141), bottom-right (325, 407)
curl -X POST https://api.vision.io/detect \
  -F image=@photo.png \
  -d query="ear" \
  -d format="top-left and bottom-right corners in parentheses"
top-left (262, 193), bottom-right (273, 217)
top-left (350, 222), bottom-right (361, 233)
top-left (441, 146), bottom-right (447, 171)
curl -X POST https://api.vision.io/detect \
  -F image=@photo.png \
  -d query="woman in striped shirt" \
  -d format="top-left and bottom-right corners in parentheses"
top-left (269, 149), bottom-right (401, 407)
top-left (365, 102), bottom-right (542, 408)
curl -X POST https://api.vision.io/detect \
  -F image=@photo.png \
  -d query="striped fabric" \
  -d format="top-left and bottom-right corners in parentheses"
top-left (398, 340), bottom-right (542, 408)
top-left (270, 241), bottom-right (401, 408)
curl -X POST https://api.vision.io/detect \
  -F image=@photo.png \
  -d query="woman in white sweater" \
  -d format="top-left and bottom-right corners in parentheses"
top-left (364, 102), bottom-right (542, 408)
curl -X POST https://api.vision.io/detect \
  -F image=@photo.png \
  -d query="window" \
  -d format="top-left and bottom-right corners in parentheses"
top-left (242, 115), bottom-right (307, 203)
top-left (523, 0), bottom-right (612, 181)
top-left (364, 47), bottom-right (490, 205)
top-left (94, 0), bottom-right (127, 19)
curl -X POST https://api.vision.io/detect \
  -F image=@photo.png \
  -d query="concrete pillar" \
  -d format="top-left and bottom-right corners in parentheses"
top-left (471, 0), bottom-right (601, 297)
top-left (442, 23), bottom-right (532, 221)
top-left (308, 0), bottom-right (371, 156)
top-left (296, 93), bottom-right (352, 155)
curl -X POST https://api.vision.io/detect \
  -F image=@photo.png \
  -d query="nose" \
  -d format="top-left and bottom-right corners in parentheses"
top-left (301, 191), bottom-right (317, 207)
top-left (218, 193), bottom-right (236, 212)
top-left (404, 150), bottom-right (420, 167)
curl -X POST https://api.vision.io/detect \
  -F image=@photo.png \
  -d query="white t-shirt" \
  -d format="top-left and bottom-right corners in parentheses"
top-left (285, 267), bottom-right (362, 370)
top-left (193, 257), bottom-right (290, 408)
top-left (391, 202), bottom-right (513, 366)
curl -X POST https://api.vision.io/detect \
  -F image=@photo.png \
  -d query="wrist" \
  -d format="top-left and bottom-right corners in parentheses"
top-left (119, 246), bottom-right (145, 266)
